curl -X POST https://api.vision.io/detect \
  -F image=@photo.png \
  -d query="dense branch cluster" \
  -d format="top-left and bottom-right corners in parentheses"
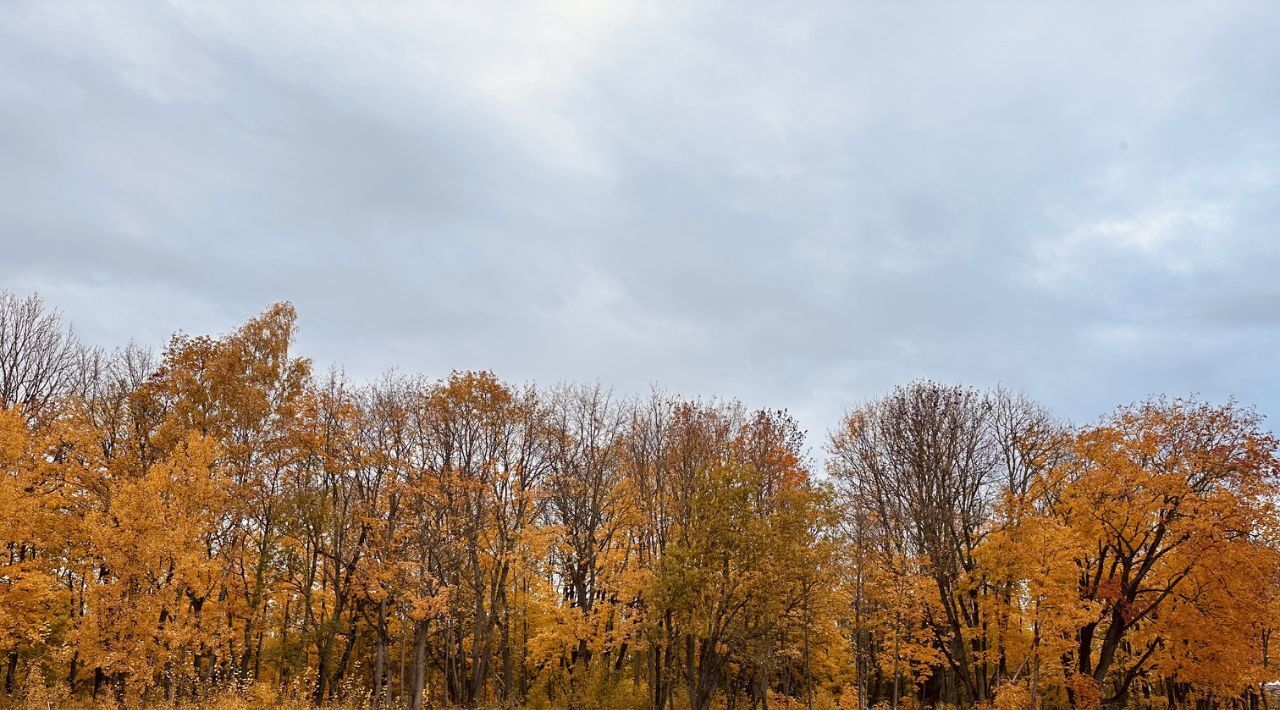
top-left (1, 292), bottom-right (1277, 709)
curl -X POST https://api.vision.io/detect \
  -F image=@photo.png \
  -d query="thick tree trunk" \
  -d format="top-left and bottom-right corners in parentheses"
top-left (4, 650), bottom-right (17, 694)
top-left (375, 599), bottom-right (387, 707)
top-left (67, 650), bottom-right (78, 694)
top-left (409, 620), bottom-right (428, 710)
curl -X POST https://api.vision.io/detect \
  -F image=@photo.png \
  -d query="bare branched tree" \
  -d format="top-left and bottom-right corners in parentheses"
top-left (828, 381), bottom-right (1063, 707)
top-left (0, 290), bottom-right (88, 421)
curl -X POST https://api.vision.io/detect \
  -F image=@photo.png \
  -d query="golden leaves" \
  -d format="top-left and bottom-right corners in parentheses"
top-left (2, 298), bottom-right (1278, 708)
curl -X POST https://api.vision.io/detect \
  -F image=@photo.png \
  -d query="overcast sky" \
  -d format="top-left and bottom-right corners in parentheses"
top-left (2, 1), bottom-right (1279, 451)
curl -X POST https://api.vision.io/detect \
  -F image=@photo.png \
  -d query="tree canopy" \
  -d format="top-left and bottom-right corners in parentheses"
top-left (2, 291), bottom-right (1277, 709)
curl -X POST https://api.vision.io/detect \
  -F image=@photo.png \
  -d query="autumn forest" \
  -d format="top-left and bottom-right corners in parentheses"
top-left (1, 290), bottom-right (1277, 710)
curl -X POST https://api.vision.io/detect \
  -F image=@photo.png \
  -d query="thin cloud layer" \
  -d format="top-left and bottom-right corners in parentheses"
top-left (2, 1), bottom-right (1278, 445)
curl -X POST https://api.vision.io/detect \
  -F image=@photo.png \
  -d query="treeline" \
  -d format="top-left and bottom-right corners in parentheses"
top-left (0, 290), bottom-right (1277, 710)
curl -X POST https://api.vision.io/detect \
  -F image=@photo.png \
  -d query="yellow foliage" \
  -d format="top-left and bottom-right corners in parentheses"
top-left (993, 682), bottom-right (1031, 710)
top-left (2, 297), bottom-right (1278, 710)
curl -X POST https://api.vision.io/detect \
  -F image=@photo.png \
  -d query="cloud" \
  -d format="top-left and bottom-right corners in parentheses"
top-left (2, 1), bottom-right (1279, 459)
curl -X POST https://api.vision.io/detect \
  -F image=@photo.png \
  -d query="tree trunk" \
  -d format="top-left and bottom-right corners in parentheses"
top-left (410, 620), bottom-right (428, 710)
top-left (375, 599), bottom-right (387, 707)
top-left (4, 651), bottom-right (17, 694)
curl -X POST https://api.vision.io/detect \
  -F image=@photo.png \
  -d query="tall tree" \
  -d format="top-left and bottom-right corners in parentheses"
top-left (1038, 398), bottom-right (1279, 707)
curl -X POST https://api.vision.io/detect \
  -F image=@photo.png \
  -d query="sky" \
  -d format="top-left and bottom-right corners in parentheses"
top-left (2, 1), bottom-right (1279, 455)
